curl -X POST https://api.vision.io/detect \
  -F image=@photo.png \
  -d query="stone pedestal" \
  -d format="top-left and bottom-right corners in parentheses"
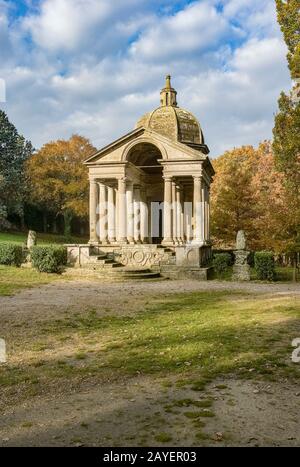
top-left (232, 250), bottom-right (250, 281)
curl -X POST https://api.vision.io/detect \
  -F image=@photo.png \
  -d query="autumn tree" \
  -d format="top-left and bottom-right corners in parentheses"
top-left (26, 135), bottom-right (96, 236)
top-left (211, 142), bottom-right (289, 252)
top-left (273, 0), bottom-right (300, 274)
top-left (210, 146), bottom-right (259, 248)
top-left (0, 110), bottom-right (33, 228)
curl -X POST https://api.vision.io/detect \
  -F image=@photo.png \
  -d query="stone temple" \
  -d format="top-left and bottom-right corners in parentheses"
top-left (68, 76), bottom-right (215, 279)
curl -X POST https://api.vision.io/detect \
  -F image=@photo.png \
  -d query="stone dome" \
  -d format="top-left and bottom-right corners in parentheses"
top-left (136, 75), bottom-right (207, 151)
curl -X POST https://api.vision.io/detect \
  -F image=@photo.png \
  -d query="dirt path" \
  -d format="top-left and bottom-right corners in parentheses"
top-left (1, 279), bottom-right (299, 322)
top-left (0, 375), bottom-right (299, 447)
top-left (0, 279), bottom-right (300, 446)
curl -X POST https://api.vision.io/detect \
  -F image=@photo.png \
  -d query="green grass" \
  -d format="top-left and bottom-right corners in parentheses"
top-left (0, 265), bottom-right (61, 296)
top-left (0, 231), bottom-right (88, 245)
top-left (1, 291), bottom-right (299, 405)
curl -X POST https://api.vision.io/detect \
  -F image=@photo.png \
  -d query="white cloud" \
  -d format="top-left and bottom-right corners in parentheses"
top-left (23, 0), bottom-right (112, 52)
top-left (130, 1), bottom-right (230, 60)
top-left (0, 0), bottom-right (292, 156)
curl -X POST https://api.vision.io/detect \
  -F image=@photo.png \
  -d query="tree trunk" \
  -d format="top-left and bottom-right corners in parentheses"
top-left (293, 253), bottom-right (297, 282)
top-left (52, 217), bottom-right (58, 234)
top-left (63, 210), bottom-right (73, 237)
top-left (20, 209), bottom-right (26, 231)
top-left (43, 212), bottom-right (47, 233)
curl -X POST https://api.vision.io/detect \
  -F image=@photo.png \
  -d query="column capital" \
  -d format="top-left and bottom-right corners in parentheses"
top-left (163, 176), bottom-right (173, 182)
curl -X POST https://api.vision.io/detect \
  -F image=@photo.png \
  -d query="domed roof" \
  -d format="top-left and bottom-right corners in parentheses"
top-left (136, 75), bottom-right (207, 151)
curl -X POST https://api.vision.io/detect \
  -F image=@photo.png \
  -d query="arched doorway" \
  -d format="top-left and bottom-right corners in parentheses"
top-left (126, 142), bottom-right (164, 243)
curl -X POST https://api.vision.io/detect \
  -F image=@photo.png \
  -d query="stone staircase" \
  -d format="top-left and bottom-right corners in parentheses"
top-left (79, 251), bottom-right (162, 280)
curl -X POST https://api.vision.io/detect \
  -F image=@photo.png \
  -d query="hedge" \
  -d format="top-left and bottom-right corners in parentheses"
top-left (213, 253), bottom-right (232, 274)
top-left (254, 251), bottom-right (275, 281)
top-left (0, 243), bottom-right (23, 267)
top-left (31, 245), bottom-right (67, 273)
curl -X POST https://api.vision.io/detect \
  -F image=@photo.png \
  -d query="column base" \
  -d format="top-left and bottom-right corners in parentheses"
top-left (162, 238), bottom-right (174, 246)
top-left (100, 240), bottom-right (109, 245)
top-left (191, 239), bottom-right (205, 246)
top-left (89, 239), bottom-right (99, 245)
top-left (118, 238), bottom-right (128, 244)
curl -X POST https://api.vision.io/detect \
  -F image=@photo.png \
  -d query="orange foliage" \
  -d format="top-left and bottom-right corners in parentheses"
top-left (26, 134), bottom-right (96, 219)
top-left (211, 142), bottom-right (291, 252)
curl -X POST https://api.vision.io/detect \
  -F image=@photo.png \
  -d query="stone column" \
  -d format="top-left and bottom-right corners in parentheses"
top-left (176, 186), bottom-right (182, 244)
top-left (204, 184), bottom-right (210, 242)
top-left (193, 176), bottom-right (203, 244)
top-left (172, 181), bottom-right (178, 244)
top-left (89, 179), bottom-right (98, 243)
top-left (180, 187), bottom-right (185, 243)
top-left (201, 183), bottom-right (206, 243)
top-left (99, 183), bottom-right (108, 244)
top-left (133, 185), bottom-right (141, 243)
top-left (207, 187), bottom-right (210, 242)
top-left (117, 178), bottom-right (127, 243)
top-left (162, 177), bottom-right (173, 245)
top-left (107, 185), bottom-right (116, 243)
top-left (140, 187), bottom-right (149, 244)
top-left (203, 183), bottom-right (207, 242)
top-left (126, 181), bottom-right (134, 243)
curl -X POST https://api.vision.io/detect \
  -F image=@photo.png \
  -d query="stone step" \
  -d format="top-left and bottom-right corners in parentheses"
top-left (113, 268), bottom-right (152, 275)
top-left (82, 262), bottom-right (122, 270)
top-left (113, 272), bottom-right (161, 280)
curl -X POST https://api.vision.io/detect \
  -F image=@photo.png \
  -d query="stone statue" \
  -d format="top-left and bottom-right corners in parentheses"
top-left (232, 230), bottom-right (250, 281)
top-left (236, 230), bottom-right (247, 250)
top-left (0, 338), bottom-right (6, 363)
top-left (27, 230), bottom-right (37, 249)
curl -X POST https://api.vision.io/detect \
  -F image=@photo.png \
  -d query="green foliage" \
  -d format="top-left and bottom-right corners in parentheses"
top-left (276, 0), bottom-right (300, 79)
top-left (31, 245), bottom-right (67, 273)
top-left (273, 1), bottom-right (300, 251)
top-left (213, 253), bottom-right (232, 274)
top-left (0, 110), bottom-right (33, 221)
top-left (254, 252), bottom-right (275, 281)
top-left (0, 243), bottom-right (23, 266)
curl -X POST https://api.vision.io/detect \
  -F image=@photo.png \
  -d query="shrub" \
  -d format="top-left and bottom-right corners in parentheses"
top-left (254, 251), bottom-right (275, 281)
top-left (212, 253), bottom-right (232, 274)
top-left (31, 245), bottom-right (67, 273)
top-left (0, 243), bottom-right (23, 267)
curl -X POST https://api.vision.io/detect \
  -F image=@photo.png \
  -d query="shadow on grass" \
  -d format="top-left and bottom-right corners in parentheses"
top-left (1, 291), bottom-right (299, 396)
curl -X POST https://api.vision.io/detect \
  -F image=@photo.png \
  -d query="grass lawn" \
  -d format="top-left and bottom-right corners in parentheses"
top-left (0, 231), bottom-right (88, 245)
top-left (1, 287), bottom-right (299, 407)
top-left (0, 266), bottom-right (62, 296)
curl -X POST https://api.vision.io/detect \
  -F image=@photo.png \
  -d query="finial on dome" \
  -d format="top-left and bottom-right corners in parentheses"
top-left (166, 75), bottom-right (171, 89)
top-left (160, 75), bottom-right (177, 107)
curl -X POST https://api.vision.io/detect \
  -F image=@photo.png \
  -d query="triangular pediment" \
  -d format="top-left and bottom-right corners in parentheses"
top-left (84, 127), bottom-right (210, 166)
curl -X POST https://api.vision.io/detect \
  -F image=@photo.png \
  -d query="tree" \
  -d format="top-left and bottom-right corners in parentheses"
top-left (210, 146), bottom-right (259, 248)
top-left (274, 0), bottom-right (300, 276)
top-left (26, 135), bottom-right (96, 236)
top-left (275, 0), bottom-right (300, 79)
top-left (0, 110), bottom-right (33, 228)
top-left (211, 142), bottom-right (289, 252)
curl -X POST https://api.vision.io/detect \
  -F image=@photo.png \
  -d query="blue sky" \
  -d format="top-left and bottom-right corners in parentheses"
top-left (0, 0), bottom-right (291, 156)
